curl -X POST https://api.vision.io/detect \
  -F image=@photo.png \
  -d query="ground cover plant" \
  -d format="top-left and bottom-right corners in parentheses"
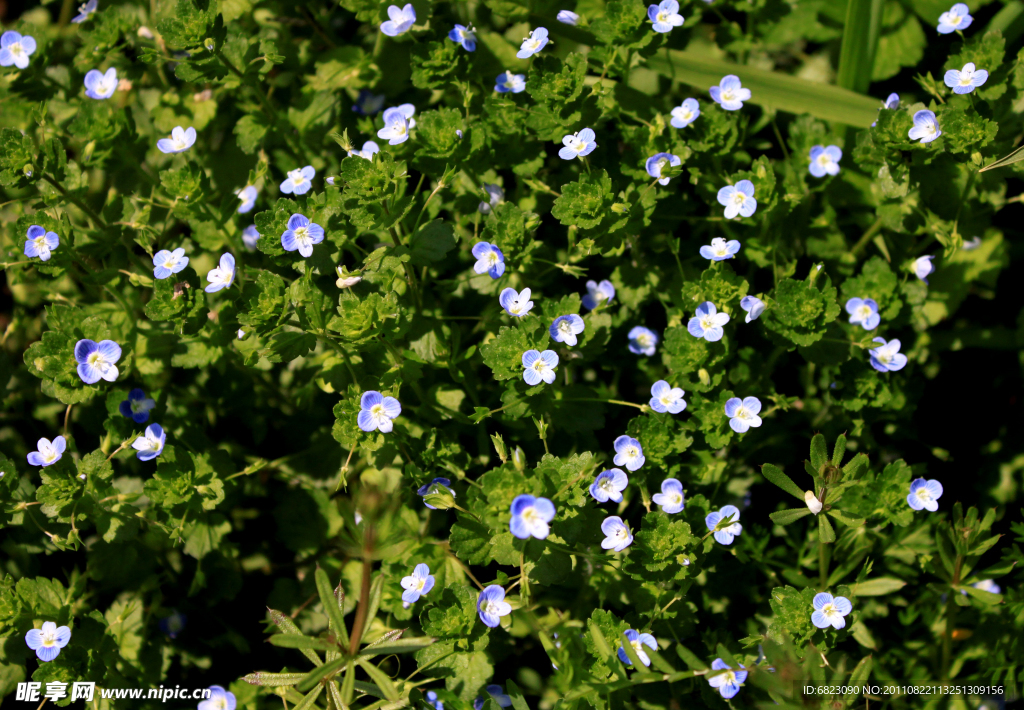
top-left (1, 0), bottom-right (1024, 707)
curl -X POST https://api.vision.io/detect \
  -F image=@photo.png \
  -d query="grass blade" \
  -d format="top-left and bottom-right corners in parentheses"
top-left (836, 0), bottom-right (885, 94)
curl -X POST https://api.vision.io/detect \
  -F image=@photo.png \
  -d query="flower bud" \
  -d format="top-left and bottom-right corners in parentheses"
top-left (698, 368), bottom-right (711, 386)
top-left (490, 433), bottom-right (508, 463)
top-left (137, 26), bottom-right (154, 39)
top-left (804, 490), bottom-right (822, 515)
top-left (204, 38), bottom-right (215, 51)
top-left (512, 446), bottom-right (526, 471)
top-left (422, 488), bottom-right (456, 510)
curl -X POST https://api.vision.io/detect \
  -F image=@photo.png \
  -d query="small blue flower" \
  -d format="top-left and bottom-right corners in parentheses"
top-left (628, 326), bottom-right (658, 356)
top-left (845, 297), bottom-right (880, 330)
top-left (352, 89), bottom-right (385, 115)
top-left (645, 152), bottom-right (681, 185)
top-left (648, 0), bottom-right (683, 32)
top-left (84, 67), bottom-right (117, 99)
top-left (156, 126), bottom-right (197, 154)
top-left (479, 184), bottom-right (504, 215)
top-left (426, 690), bottom-right (444, 710)
top-left (495, 71), bottom-right (526, 94)
top-left (740, 295), bottom-right (765, 323)
top-left (472, 242), bottom-right (505, 278)
top-left (75, 339), bottom-right (121, 384)
top-left (973, 579), bottom-right (1000, 594)
top-left (809, 145), bottom-right (842, 178)
top-left (699, 237), bottom-right (740, 261)
top-left (908, 478), bottom-right (943, 511)
top-left (517, 27), bottom-right (549, 58)
top-left (601, 515), bottom-right (633, 551)
top-left (652, 478), bottom-right (684, 514)
top-left (417, 477), bottom-right (454, 509)
top-left (0, 31), bottom-right (37, 70)
top-left (613, 435), bottom-right (644, 471)
top-left (811, 593), bottom-right (852, 630)
top-left (242, 225), bottom-right (260, 251)
top-left (558, 128), bottom-right (597, 160)
top-left (357, 391), bottom-right (402, 433)
top-left (510, 494), bottom-right (556, 541)
top-left (913, 255), bottom-right (935, 283)
top-left (868, 337), bottom-right (907, 372)
top-left (473, 685), bottom-right (512, 710)
top-left (236, 185), bottom-right (258, 213)
top-left (401, 563), bottom-right (435, 604)
top-left (119, 388), bottom-right (156, 424)
top-left (280, 165), bottom-right (315, 195)
top-left (717, 180), bottom-right (757, 218)
top-left (556, 10), bottom-right (579, 24)
top-left (72, 0), bottom-right (98, 23)
top-left (709, 75), bottom-right (750, 111)
top-left (198, 686), bottom-right (236, 710)
top-left (589, 468), bottom-right (628, 503)
top-left (448, 24), bottom-right (476, 51)
top-left (24, 622), bottom-right (71, 662)
top-left (708, 658), bottom-right (746, 699)
top-left (582, 279), bottom-right (615, 310)
top-left (884, 93), bottom-right (900, 109)
top-left (499, 287), bottom-right (533, 317)
top-left (909, 110), bottom-right (941, 143)
top-left (687, 301), bottom-right (730, 342)
top-left (937, 2), bottom-right (972, 33)
top-left (348, 140), bottom-right (380, 160)
top-left (205, 253), bottom-right (235, 293)
top-left (670, 98), bottom-right (700, 128)
top-left (550, 314), bottom-right (585, 346)
top-left (649, 380), bottom-right (686, 414)
top-left (705, 505), bottom-right (742, 545)
top-left (281, 214), bottom-right (325, 258)
top-left (153, 247), bottom-right (188, 279)
top-left (132, 423), bottom-right (166, 462)
top-left (725, 396), bottom-right (761, 433)
top-left (23, 225), bottom-right (59, 261)
top-left (381, 3), bottom-right (416, 36)
top-left (617, 629), bottom-right (656, 665)
top-left (477, 585), bottom-right (512, 627)
top-left (159, 610), bottom-right (187, 638)
top-left (522, 349), bottom-right (559, 385)
top-left (27, 436), bottom-right (66, 467)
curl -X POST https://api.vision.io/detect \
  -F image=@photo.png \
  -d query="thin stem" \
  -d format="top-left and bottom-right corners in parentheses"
top-left (850, 217), bottom-right (884, 256)
top-left (63, 405), bottom-right (72, 437)
top-left (559, 397), bottom-right (648, 411)
top-left (42, 175), bottom-right (108, 229)
top-left (818, 541), bottom-right (829, 589)
top-left (348, 544), bottom-right (374, 655)
top-left (411, 179), bottom-right (447, 235)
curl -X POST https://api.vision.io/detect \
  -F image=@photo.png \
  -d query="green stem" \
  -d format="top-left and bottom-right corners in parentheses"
top-left (559, 397), bottom-right (648, 411)
top-left (850, 217), bottom-right (884, 256)
top-left (42, 175), bottom-right (108, 229)
top-left (818, 541), bottom-right (829, 589)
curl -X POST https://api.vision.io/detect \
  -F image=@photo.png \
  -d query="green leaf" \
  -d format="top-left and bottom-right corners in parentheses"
top-left (848, 577), bottom-right (906, 596)
top-left (761, 463), bottom-right (806, 501)
top-left (357, 637), bottom-right (435, 657)
top-left (819, 512), bottom-right (837, 543)
top-left (836, 0), bottom-right (884, 94)
top-left (269, 634), bottom-right (340, 652)
top-left (356, 660), bottom-right (399, 701)
top-left (770, 508), bottom-right (813, 525)
top-left (409, 220), bottom-right (457, 266)
top-left (157, 0), bottom-right (218, 48)
top-left (243, 672), bottom-right (307, 687)
top-left (551, 170), bottom-right (614, 229)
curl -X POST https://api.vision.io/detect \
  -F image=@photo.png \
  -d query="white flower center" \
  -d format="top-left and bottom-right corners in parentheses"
top-left (679, 108), bottom-right (693, 120)
top-left (735, 406), bottom-right (751, 420)
top-left (558, 321), bottom-right (572, 336)
top-left (700, 315), bottom-right (716, 330)
top-left (41, 446), bottom-right (58, 463)
top-left (131, 400), bottom-right (147, 414)
top-left (958, 71), bottom-right (974, 86)
top-left (88, 352), bottom-right (107, 368)
top-left (294, 226), bottom-right (309, 242)
top-left (32, 236), bottom-right (47, 250)
top-left (40, 629), bottom-right (58, 646)
top-left (524, 35), bottom-right (541, 51)
top-left (371, 403), bottom-right (386, 419)
top-left (626, 446), bottom-right (638, 459)
top-left (713, 244), bottom-right (729, 256)
top-left (612, 527), bottom-right (629, 542)
top-left (522, 506), bottom-right (541, 524)
top-left (855, 305), bottom-right (872, 320)
top-left (484, 600), bottom-right (502, 615)
top-left (600, 478), bottom-right (614, 491)
top-left (412, 576), bottom-right (426, 591)
top-left (532, 360), bottom-right (547, 373)
top-left (721, 88), bottom-right (736, 102)
top-left (10, 43), bottom-right (24, 58)
top-left (654, 158), bottom-right (668, 175)
top-left (818, 153), bottom-right (833, 166)
top-left (875, 349), bottom-right (891, 364)
top-left (948, 11), bottom-right (961, 23)
top-left (923, 122), bottom-right (937, 137)
top-left (636, 333), bottom-right (652, 346)
top-left (721, 670), bottom-right (736, 685)
top-left (669, 493), bottom-right (683, 506)
top-left (631, 639), bottom-right (645, 654)
top-left (915, 487), bottom-right (934, 504)
top-left (290, 172), bottom-right (308, 187)
top-left (79, 2), bottom-right (91, 14)
top-left (212, 699), bottom-right (227, 710)
top-left (656, 10), bottom-right (669, 22)
top-left (99, 77), bottom-right (114, 93)
top-left (731, 191), bottom-right (746, 206)
top-left (484, 251), bottom-right (499, 266)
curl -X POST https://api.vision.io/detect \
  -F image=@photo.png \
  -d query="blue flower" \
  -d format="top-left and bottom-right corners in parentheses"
top-left (75, 339), bottom-right (121, 384)
top-left (973, 579), bottom-right (1000, 594)
top-left (705, 505), bottom-right (742, 544)
top-left (652, 478), bottom-right (684, 514)
top-left (417, 477), bottom-right (454, 509)
top-left (868, 337), bottom-right (907, 372)
top-left (709, 75), bottom-right (750, 111)
top-left (159, 610), bottom-right (187, 638)
top-left (477, 585), bottom-right (512, 627)
top-left (156, 126), bottom-right (197, 154)
top-left (473, 685), bottom-right (511, 710)
top-left (401, 563), bottom-right (435, 604)
top-left (510, 494), bottom-right (556, 539)
top-left (23, 225), bottom-right (59, 261)
top-left (349, 140), bottom-right (380, 160)
top-left (153, 247), bottom-right (189, 279)
top-left (907, 478), bottom-right (943, 511)
top-left (495, 71), bottom-right (526, 94)
top-left (499, 287), bottom-right (533, 317)
top-left (377, 105), bottom-right (417, 145)
top-left (582, 279), bottom-right (615, 310)
top-left (550, 314), bottom-right (585, 346)
top-left (725, 396), bottom-right (761, 433)
top-left (426, 690), bottom-right (444, 710)
top-left (556, 10), bottom-right (579, 24)
top-left (558, 128), bottom-right (597, 160)
top-left (205, 253), bottom-right (235, 293)
top-left (589, 468), bottom-right (628, 503)
top-left (884, 93), bottom-right (900, 109)
top-left (945, 62), bottom-right (989, 93)
top-left (198, 686), bottom-right (236, 710)
top-left (937, 2), bottom-right (972, 33)
top-left (628, 326), bottom-right (658, 356)
top-left (613, 435), bottom-right (645, 471)
top-left (448, 24), bottom-right (476, 51)
top-left (132, 423), bottom-right (167, 462)
top-left (909, 110), bottom-right (941, 143)
top-left (72, 0), bottom-right (98, 23)
top-left (522, 349), bottom-right (559, 385)
top-left (381, 3), bottom-right (416, 36)
top-left (649, 380), bottom-right (686, 414)
top-left (670, 98), bottom-right (700, 128)
top-left (740, 295), bottom-right (765, 323)
top-left (479, 184), bottom-right (504, 214)
top-left (0, 31), bottom-right (37, 69)
top-left (352, 89), bottom-right (385, 115)
top-left (357, 391), bottom-right (402, 433)
top-left (601, 515), bottom-right (633, 551)
top-left (84, 67), bottom-right (117, 99)
top-left (811, 593), bottom-right (852, 630)
top-left (617, 629), bottom-right (656, 665)
top-left (25, 622), bottom-right (71, 662)
top-left (708, 658), bottom-right (746, 699)
top-left (517, 27), bottom-right (549, 58)
top-left (472, 242), bottom-right (505, 278)
top-left (699, 237), bottom-right (740, 261)
top-left (809, 145), bottom-right (842, 178)
top-left (236, 185), bottom-right (258, 213)
top-left (648, 0), bottom-right (683, 32)
top-left (27, 436), bottom-right (66, 467)
top-left (717, 180), bottom-right (757, 218)
top-left (913, 255), bottom-right (935, 283)
top-left (687, 301), bottom-right (730, 342)
top-left (242, 225), bottom-right (260, 251)
top-left (281, 214), bottom-right (325, 258)
top-left (645, 152), bottom-right (681, 185)
top-left (845, 297), bottom-right (880, 330)
top-left (280, 165), bottom-right (315, 195)
top-left (119, 388), bottom-right (156, 423)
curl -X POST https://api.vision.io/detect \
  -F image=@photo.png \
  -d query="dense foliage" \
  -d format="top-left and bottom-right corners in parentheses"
top-left (2, 0), bottom-right (1024, 708)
